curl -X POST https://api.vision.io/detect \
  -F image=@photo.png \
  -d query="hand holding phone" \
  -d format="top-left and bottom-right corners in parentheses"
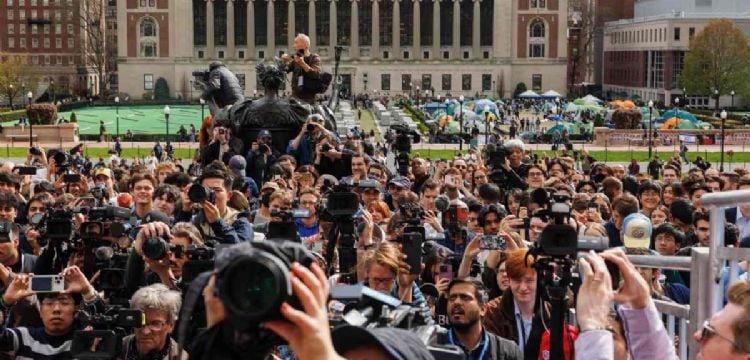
top-left (28, 275), bottom-right (65, 293)
top-left (480, 235), bottom-right (507, 251)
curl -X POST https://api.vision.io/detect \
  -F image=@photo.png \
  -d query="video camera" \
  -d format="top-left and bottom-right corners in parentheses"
top-left (79, 206), bottom-right (133, 243)
top-left (72, 307), bottom-right (144, 360)
top-left (484, 143), bottom-right (511, 186)
top-left (390, 124), bottom-right (421, 176)
top-left (192, 70), bottom-right (211, 83)
top-left (93, 246), bottom-right (130, 293)
top-left (331, 285), bottom-right (464, 360)
top-left (266, 208), bottom-right (310, 242)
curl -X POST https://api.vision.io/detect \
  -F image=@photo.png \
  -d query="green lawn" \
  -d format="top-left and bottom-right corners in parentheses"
top-left (0, 146), bottom-right (196, 159)
top-left (1, 105), bottom-right (206, 136)
top-left (412, 149), bottom-right (750, 163)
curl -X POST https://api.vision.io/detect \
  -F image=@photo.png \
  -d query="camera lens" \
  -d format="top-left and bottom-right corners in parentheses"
top-left (188, 185), bottom-right (208, 203)
top-left (220, 254), bottom-right (290, 324)
top-left (142, 237), bottom-right (169, 260)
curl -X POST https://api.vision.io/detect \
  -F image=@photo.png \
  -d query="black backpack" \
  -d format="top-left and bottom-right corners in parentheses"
top-left (302, 71), bottom-right (333, 94)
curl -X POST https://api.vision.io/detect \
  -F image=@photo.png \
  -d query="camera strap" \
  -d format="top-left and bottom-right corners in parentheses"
top-left (177, 271), bottom-right (212, 360)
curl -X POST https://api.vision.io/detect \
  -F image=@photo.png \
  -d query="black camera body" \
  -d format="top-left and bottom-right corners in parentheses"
top-left (389, 124), bottom-right (421, 176)
top-left (0, 220), bottom-right (11, 243)
top-left (398, 202), bottom-right (424, 226)
top-left (192, 70), bottom-right (210, 83)
top-left (72, 307), bottom-right (145, 360)
top-left (79, 206), bottom-right (133, 242)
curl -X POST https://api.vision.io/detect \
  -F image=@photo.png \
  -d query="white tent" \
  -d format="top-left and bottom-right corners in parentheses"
top-left (581, 94), bottom-right (603, 104)
top-left (518, 90), bottom-right (540, 98)
top-left (542, 90), bottom-right (563, 98)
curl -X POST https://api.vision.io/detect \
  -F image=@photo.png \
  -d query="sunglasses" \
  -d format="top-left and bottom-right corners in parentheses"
top-left (700, 320), bottom-right (739, 348)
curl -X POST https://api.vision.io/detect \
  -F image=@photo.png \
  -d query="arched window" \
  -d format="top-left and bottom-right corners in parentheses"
top-left (528, 19), bottom-right (546, 58)
top-left (140, 18), bottom-right (156, 37)
top-left (139, 17), bottom-right (158, 58)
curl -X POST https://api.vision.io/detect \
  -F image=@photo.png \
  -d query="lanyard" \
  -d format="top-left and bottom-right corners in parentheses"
top-left (448, 330), bottom-right (490, 360)
top-left (517, 313), bottom-right (528, 348)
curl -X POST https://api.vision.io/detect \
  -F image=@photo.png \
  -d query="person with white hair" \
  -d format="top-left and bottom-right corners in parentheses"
top-left (485, 139), bottom-right (528, 190)
top-left (121, 283), bottom-right (187, 359)
top-left (281, 33), bottom-right (323, 104)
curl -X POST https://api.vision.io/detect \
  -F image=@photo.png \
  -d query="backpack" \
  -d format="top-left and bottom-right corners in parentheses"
top-left (301, 70), bottom-right (333, 94)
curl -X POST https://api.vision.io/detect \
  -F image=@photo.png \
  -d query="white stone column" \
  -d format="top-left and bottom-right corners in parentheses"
top-left (288, 0), bottom-right (295, 50)
top-left (309, 0), bottom-right (316, 48)
top-left (207, 0), bottom-right (215, 58)
top-left (432, 0), bottom-right (439, 57)
top-left (247, 0), bottom-right (255, 59)
top-left (351, 0), bottom-right (359, 59)
top-left (227, 0), bottom-right (235, 59)
top-left (267, 0), bottom-right (275, 57)
top-left (472, 0), bottom-right (479, 59)
top-left (372, 0), bottom-right (379, 58)
top-left (452, 0), bottom-right (459, 59)
top-left (392, 0), bottom-right (400, 59)
top-left (413, 0), bottom-right (420, 59)
top-left (329, 0), bottom-right (337, 55)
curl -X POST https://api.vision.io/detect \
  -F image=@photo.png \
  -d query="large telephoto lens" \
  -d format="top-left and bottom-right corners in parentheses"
top-left (220, 253), bottom-right (291, 324)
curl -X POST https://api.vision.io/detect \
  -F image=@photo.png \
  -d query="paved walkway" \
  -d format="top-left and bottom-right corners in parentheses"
top-left (356, 108), bottom-right (384, 142)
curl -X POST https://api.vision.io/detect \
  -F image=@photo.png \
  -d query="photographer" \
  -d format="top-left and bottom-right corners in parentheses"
top-left (129, 221), bottom-right (204, 290)
top-left (121, 284), bottom-right (187, 359)
top-left (92, 167), bottom-right (119, 205)
top-left (0, 266), bottom-right (103, 358)
top-left (246, 130), bottom-right (280, 187)
top-left (21, 193), bottom-right (54, 256)
top-left (297, 189), bottom-right (321, 248)
top-left (457, 205), bottom-right (520, 280)
top-left (362, 242), bottom-right (431, 319)
top-left (281, 33), bottom-right (323, 104)
top-left (288, 114), bottom-right (332, 167)
top-left (441, 278), bottom-right (523, 360)
top-left (201, 119), bottom-right (243, 167)
top-left (177, 168), bottom-right (252, 244)
top-left (199, 62), bottom-right (244, 111)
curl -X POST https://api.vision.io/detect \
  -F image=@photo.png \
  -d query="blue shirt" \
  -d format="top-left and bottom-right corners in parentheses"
top-left (295, 218), bottom-right (319, 239)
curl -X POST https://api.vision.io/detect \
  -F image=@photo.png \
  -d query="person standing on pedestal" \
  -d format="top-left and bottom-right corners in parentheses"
top-left (281, 33), bottom-right (323, 105)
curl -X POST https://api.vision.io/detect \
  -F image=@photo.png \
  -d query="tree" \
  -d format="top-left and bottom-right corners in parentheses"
top-left (0, 54), bottom-right (37, 110)
top-left (70, 112), bottom-right (77, 123)
top-left (679, 19), bottom-right (750, 112)
top-left (513, 82), bottom-right (528, 98)
top-left (66, 0), bottom-right (114, 98)
top-left (154, 78), bottom-right (170, 100)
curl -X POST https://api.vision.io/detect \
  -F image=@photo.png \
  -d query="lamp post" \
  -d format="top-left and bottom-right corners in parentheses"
top-left (50, 80), bottom-right (55, 104)
top-left (189, 80), bottom-right (193, 102)
top-left (409, 82), bottom-right (413, 99)
top-left (199, 98), bottom-right (205, 121)
top-left (648, 100), bottom-right (654, 159)
top-left (675, 97), bottom-right (680, 111)
top-left (484, 105), bottom-right (490, 145)
top-left (459, 95), bottom-right (465, 150)
top-left (21, 83), bottom-right (25, 108)
top-left (163, 105), bottom-right (171, 142)
top-left (27, 91), bottom-right (33, 147)
top-left (114, 96), bottom-right (120, 138)
top-left (8, 84), bottom-right (13, 110)
top-left (444, 98), bottom-right (450, 134)
top-left (731, 90), bottom-right (735, 111)
top-left (720, 109), bottom-right (727, 172)
top-left (253, 89), bottom-right (257, 99)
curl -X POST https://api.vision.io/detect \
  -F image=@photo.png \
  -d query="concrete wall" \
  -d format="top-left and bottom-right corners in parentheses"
top-left (0, 123), bottom-right (79, 144)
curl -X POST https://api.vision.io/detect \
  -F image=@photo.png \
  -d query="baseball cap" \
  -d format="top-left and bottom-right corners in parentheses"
top-left (257, 130), bottom-right (272, 139)
top-left (93, 167), bottom-right (112, 179)
top-left (228, 155), bottom-right (246, 170)
top-left (622, 213), bottom-right (652, 249)
top-left (388, 176), bottom-right (412, 190)
top-left (331, 325), bottom-right (433, 360)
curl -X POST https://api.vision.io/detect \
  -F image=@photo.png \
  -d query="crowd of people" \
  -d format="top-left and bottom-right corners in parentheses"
top-left (0, 107), bottom-right (747, 360)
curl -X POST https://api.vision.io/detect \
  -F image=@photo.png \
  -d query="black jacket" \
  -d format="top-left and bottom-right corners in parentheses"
top-left (201, 138), bottom-right (244, 166)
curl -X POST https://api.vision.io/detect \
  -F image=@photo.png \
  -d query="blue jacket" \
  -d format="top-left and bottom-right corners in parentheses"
top-left (286, 135), bottom-right (315, 166)
top-left (605, 220), bottom-right (623, 247)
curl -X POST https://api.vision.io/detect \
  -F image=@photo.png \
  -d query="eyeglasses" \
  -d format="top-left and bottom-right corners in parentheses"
top-left (368, 277), bottom-right (395, 286)
top-left (700, 320), bottom-right (739, 348)
top-left (528, 171), bottom-right (544, 177)
top-left (454, 165), bottom-right (467, 170)
top-left (41, 298), bottom-right (74, 307)
top-left (138, 320), bottom-right (169, 332)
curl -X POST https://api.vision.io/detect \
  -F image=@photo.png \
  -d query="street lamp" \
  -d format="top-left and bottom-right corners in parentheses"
top-left (27, 91), bottom-right (33, 147)
top-left (114, 96), bottom-right (120, 138)
top-left (675, 97), bottom-right (680, 111)
top-left (199, 98), bottom-right (205, 121)
top-left (8, 84), bottom-right (13, 110)
top-left (720, 109), bottom-right (727, 172)
top-left (443, 98), bottom-right (450, 134)
top-left (484, 105), bottom-right (490, 145)
top-left (731, 90), bottom-right (735, 111)
top-left (189, 80), bottom-right (193, 102)
top-left (648, 100), bottom-right (654, 159)
top-left (21, 83), bottom-right (25, 108)
top-left (163, 105), bottom-right (171, 142)
top-left (253, 89), bottom-right (257, 99)
top-left (50, 80), bottom-right (55, 104)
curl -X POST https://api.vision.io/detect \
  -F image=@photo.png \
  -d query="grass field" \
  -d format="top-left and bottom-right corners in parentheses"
top-left (0, 105), bottom-right (207, 136)
top-left (1, 145), bottom-right (749, 164)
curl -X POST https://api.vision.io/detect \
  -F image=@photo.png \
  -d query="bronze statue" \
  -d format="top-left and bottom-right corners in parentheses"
top-left (196, 58), bottom-right (336, 157)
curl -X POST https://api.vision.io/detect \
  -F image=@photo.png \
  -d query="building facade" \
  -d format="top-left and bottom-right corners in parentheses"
top-left (117, 0), bottom-right (569, 100)
top-left (0, 0), bottom-right (102, 98)
top-left (602, 0), bottom-right (750, 106)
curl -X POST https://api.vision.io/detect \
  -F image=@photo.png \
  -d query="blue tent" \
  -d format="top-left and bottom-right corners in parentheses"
top-left (660, 109), bottom-right (698, 122)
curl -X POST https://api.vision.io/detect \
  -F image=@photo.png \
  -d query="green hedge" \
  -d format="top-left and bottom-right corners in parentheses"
top-left (402, 104), bottom-right (429, 134)
top-left (0, 109), bottom-right (27, 123)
